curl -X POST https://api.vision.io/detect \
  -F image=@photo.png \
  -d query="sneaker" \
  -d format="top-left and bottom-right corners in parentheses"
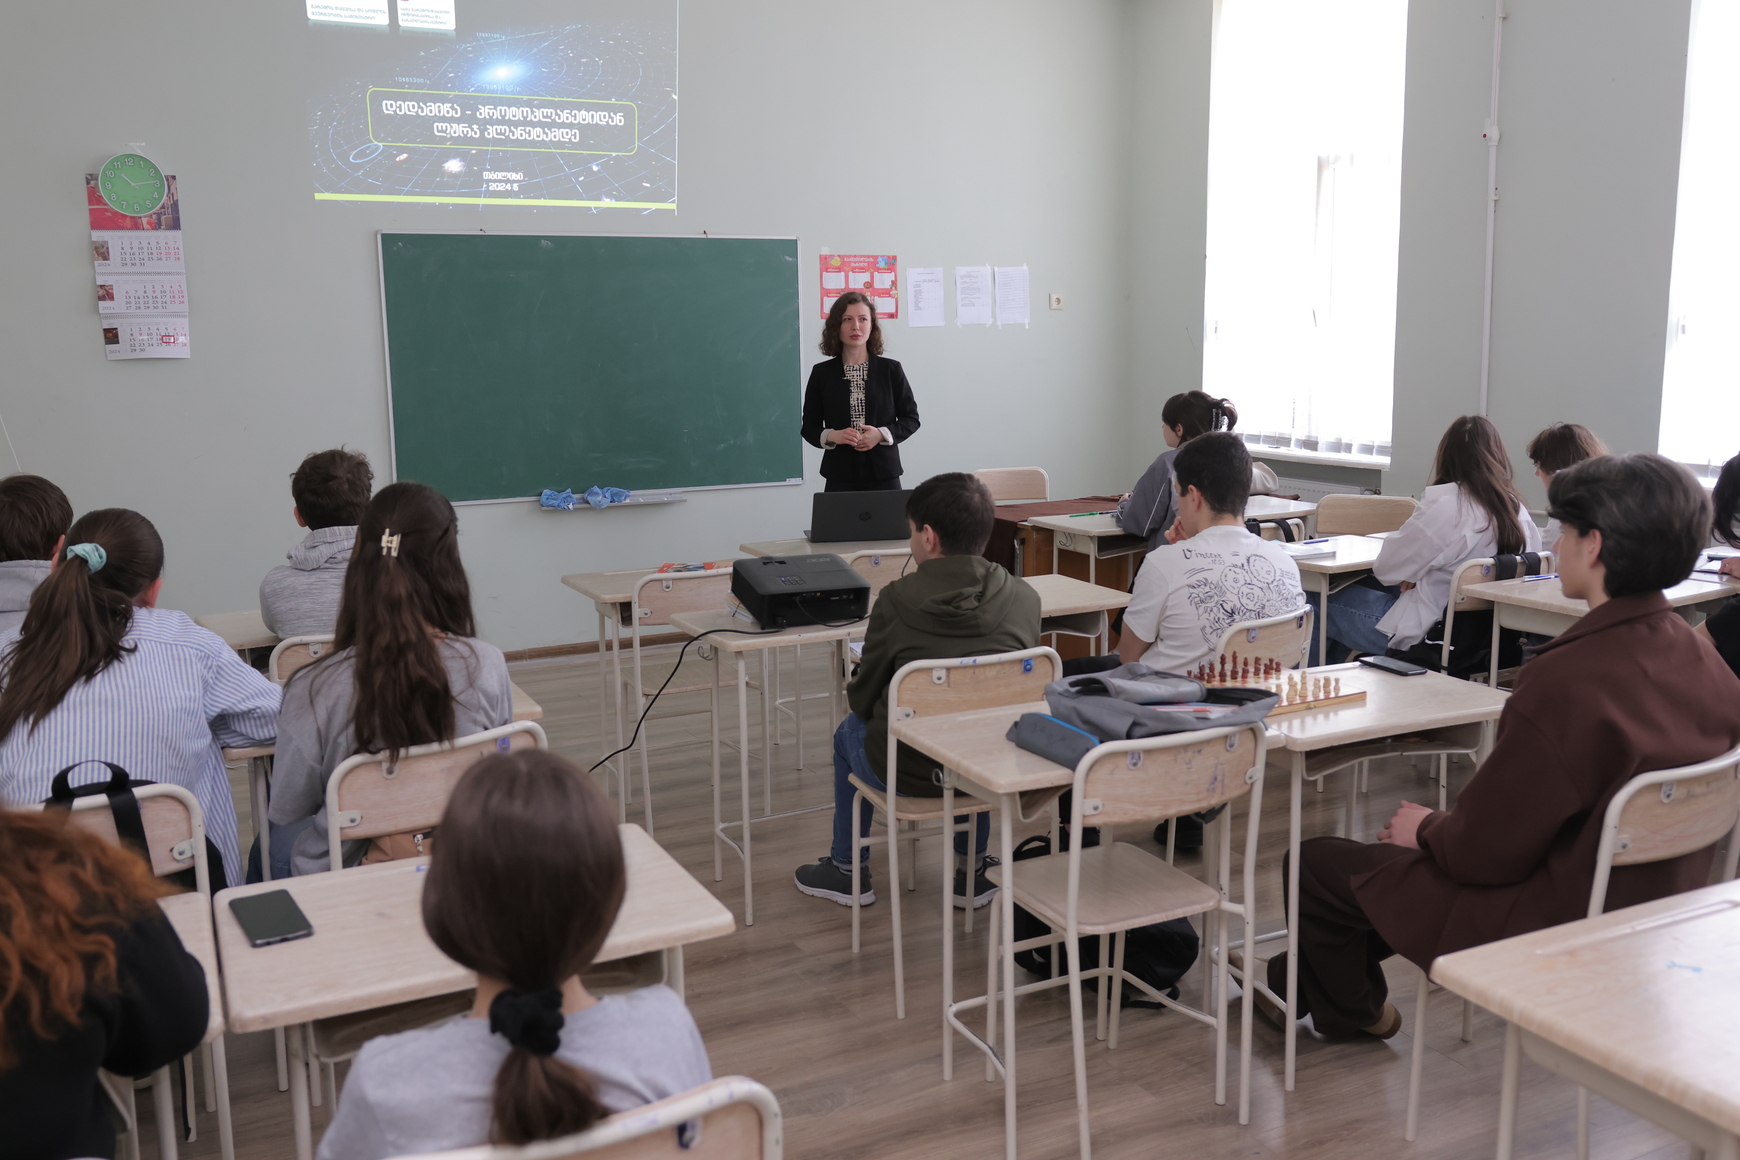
top-left (953, 856), bottom-right (1000, 909)
top-left (794, 856), bottom-right (874, 906)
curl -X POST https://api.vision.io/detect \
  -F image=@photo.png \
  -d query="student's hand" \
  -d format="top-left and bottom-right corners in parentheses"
top-left (827, 428), bottom-right (862, 449)
top-left (1397, 580), bottom-right (1416, 592)
top-left (854, 426), bottom-right (883, 450)
top-left (1163, 518), bottom-right (1186, 545)
top-left (1377, 801), bottom-right (1433, 849)
top-left (1720, 557), bottom-right (1740, 580)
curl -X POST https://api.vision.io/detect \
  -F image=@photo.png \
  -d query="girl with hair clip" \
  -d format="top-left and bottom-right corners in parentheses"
top-left (1695, 453), bottom-right (1740, 677)
top-left (0, 808), bottom-right (209, 1154)
top-left (1116, 392), bottom-right (1276, 550)
top-left (0, 509), bottom-right (279, 888)
top-left (316, 750), bottom-right (710, 1157)
top-left (267, 482), bottom-right (512, 879)
top-left (1320, 415), bottom-right (1540, 661)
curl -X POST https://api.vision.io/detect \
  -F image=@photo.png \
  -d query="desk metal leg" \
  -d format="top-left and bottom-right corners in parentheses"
top-left (712, 649), bottom-right (723, 883)
top-left (738, 654), bottom-right (754, 926)
top-left (942, 777), bottom-right (956, 1080)
top-left (761, 651), bottom-right (773, 815)
top-left (287, 1023), bottom-right (313, 1160)
top-left (1286, 749), bottom-right (1304, 1091)
top-left (1316, 573), bottom-right (1330, 666)
top-left (1490, 610), bottom-right (1502, 686)
top-left (249, 756), bottom-right (272, 883)
top-left (1496, 1021), bottom-right (1521, 1160)
top-left (1000, 798), bottom-right (1018, 1160)
top-left (211, 1034), bottom-right (235, 1160)
top-left (667, 946), bottom-right (687, 1002)
top-left (151, 1064), bottom-right (178, 1160)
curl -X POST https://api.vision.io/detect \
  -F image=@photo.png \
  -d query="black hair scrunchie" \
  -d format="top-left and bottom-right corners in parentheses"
top-left (488, 987), bottom-right (565, 1056)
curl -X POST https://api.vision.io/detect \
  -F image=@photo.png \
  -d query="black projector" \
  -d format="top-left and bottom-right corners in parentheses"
top-left (731, 555), bottom-right (871, 629)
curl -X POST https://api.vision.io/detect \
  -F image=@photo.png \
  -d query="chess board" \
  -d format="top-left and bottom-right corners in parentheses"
top-left (1189, 656), bottom-right (1368, 718)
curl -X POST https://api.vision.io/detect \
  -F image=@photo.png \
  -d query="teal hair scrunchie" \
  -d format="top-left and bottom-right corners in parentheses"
top-left (65, 543), bottom-right (107, 574)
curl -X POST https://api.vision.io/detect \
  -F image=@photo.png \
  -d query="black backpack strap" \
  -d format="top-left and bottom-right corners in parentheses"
top-left (1522, 551), bottom-right (1542, 576)
top-left (1493, 555), bottom-right (1519, 581)
top-left (46, 761), bottom-right (149, 862)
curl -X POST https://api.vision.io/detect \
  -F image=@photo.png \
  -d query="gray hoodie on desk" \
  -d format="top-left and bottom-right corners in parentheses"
top-left (259, 526), bottom-right (357, 639)
top-left (0, 559), bottom-right (51, 635)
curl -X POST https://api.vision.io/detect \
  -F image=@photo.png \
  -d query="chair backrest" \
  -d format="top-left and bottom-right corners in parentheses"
top-left (842, 550), bottom-right (912, 603)
top-left (39, 784), bottom-right (210, 896)
top-left (1314, 494), bottom-right (1418, 536)
top-left (270, 634), bottom-right (335, 684)
top-left (1212, 607), bottom-right (1312, 671)
top-left (387, 1076), bottom-right (783, 1160)
top-left (974, 467), bottom-right (1050, 503)
top-left (1590, 740), bottom-right (1740, 917)
top-left (1069, 723), bottom-right (1267, 829)
top-left (326, 721), bottom-right (549, 871)
top-left (631, 570), bottom-right (735, 633)
top-left (886, 647), bottom-right (1063, 781)
top-left (1440, 552), bottom-right (1554, 671)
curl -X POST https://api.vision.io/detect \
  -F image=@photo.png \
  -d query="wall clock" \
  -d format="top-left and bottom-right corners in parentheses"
top-left (97, 153), bottom-right (167, 217)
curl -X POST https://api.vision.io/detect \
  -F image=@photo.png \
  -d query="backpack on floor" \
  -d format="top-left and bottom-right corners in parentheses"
top-left (1009, 828), bottom-right (1199, 1007)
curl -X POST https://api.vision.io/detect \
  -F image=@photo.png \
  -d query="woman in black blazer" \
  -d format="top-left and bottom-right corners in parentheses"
top-left (801, 291), bottom-right (921, 491)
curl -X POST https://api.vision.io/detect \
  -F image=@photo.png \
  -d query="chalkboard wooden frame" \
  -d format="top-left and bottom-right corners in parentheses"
top-left (376, 231), bottom-right (806, 505)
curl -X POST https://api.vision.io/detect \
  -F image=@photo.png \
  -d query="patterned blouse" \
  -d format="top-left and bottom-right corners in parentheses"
top-left (843, 359), bottom-right (869, 428)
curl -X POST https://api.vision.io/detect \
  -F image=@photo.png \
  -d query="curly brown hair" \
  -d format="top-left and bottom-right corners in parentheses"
top-left (0, 809), bottom-right (169, 1069)
top-left (819, 291), bottom-right (884, 358)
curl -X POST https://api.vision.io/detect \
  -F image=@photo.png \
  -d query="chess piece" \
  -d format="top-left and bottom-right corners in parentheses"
top-left (1333, 677), bottom-right (1341, 697)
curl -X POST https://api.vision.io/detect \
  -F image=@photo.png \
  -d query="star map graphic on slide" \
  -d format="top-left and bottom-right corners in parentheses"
top-left (308, 16), bottom-right (676, 209)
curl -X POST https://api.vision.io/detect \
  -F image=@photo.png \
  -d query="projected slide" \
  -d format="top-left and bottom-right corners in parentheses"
top-left (306, 0), bottom-right (675, 210)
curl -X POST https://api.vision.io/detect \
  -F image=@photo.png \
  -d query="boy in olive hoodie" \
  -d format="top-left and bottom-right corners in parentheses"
top-left (795, 473), bottom-right (1041, 908)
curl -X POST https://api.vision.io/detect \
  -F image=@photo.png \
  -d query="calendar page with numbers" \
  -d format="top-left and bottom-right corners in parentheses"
top-left (102, 317), bottom-right (190, 360)
top-left (96, 275), bottom-right (189, 315)
top-left (87, 170), bottom-right (192, 358)
top-left (92, 230), bottom-right (185, 274)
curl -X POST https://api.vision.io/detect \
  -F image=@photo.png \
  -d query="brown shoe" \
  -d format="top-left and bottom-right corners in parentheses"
top-left (1227, 950), bottom-right (1289, 1031)
top-left (1361, 1002), bottom-right (1402, 1040)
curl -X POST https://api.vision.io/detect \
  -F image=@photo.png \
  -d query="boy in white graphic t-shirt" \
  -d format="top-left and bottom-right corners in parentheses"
top-left (1119, 432), bottom-right (1306, 674)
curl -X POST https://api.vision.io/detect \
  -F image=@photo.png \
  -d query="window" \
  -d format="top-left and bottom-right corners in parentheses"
top-left (1659, 0), bottom-right (1740, 476)
top-left (1202, 0), bottom-right (1408, 463)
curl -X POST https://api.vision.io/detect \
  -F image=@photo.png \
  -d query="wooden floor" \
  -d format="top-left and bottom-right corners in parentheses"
top-left (160, 646), bottom-right (1694, 1160)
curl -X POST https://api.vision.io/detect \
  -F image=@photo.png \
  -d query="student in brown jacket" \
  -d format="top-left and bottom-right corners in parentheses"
top-left (1259, 453), bottom-right (1740, 1039)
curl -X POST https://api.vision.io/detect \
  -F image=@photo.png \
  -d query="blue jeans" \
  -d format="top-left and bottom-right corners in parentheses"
top-left (245, 816), bottom-right (314, 883)
top-left (1305, 582), bottom-right (1402, 665)
top-left (830, 713), bottom-right (989, 870)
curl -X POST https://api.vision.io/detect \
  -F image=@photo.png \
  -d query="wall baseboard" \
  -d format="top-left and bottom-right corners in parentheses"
top-left (503, 632), bottom-right (690, 664)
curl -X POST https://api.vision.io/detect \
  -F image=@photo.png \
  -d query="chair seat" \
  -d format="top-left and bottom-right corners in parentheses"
top-left (310, 989), bottom-right (474, 1062)
top-left (847, 773), bottom-right (995, 821)
top-left (987, 841), bottom-right (1221, 936)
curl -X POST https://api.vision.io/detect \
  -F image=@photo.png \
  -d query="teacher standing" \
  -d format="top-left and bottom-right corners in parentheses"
top-left (801, 291), bottom-right (921, 492)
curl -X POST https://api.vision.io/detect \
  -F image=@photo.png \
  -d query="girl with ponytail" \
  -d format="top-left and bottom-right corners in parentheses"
top-left (268, 482), bottom-right (512, 878)
top-left (0, 509), bottom-right (279, 887)
top-left (316, 751), bottom-right (711, 1156)
top-left (1116, 391), bottom-right (1253, 550)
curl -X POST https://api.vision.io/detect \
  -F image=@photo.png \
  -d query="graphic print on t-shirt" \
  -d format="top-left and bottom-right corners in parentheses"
top-left (1180, 547), bottom-right (1299, 652)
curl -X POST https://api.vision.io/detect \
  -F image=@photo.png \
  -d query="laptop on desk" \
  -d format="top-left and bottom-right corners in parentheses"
top-left (806, 489), bottom-right (913, 543)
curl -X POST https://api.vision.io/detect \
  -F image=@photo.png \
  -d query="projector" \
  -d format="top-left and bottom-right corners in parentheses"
top-left (731, 555), bottom-right (871, 629)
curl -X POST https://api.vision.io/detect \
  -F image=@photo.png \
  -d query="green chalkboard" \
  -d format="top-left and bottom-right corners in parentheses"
top-left (378, 233), bottom-right (804, 502)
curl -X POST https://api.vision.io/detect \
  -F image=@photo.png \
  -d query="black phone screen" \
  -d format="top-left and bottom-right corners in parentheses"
top-left (229, 890), bottom-right (314, 948)
top-left (1357, 654), bottom-right (1428, 677)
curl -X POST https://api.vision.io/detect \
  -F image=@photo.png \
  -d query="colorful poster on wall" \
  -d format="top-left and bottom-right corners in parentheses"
top-left (819, 254), bottom-right (898, 319)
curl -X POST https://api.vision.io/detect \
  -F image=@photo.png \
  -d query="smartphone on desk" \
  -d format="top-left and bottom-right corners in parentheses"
top-left (1357, 654), bottom-right (1428, 677)
top-left (230, 890), bottom-right (314, 948)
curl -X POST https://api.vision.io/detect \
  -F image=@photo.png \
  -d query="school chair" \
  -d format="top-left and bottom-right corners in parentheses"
top-left (846, 646), bottom-right (1062, 1018)
top-left (306, 721), bottom-right (550, 1106)
top-left (268, 633), bottom-right (333, 683)
top-left (1212, 607), bottom-right (1313, 673)
top-left (41, 784), bottom-right (232, 1160)
top-left (975, 723), bottom-right (1268, 1157)
top-left (974, 466), bottom-right (1051, 503)
top-left (1413, 739), bottom-right (1740, 1146)
top-left (386, 1076), bottom-right (784, 1160)
top-left (1313, 493), bottom-right (1418, 536)
top-left (1430, 552), bottom-right (1554, 685)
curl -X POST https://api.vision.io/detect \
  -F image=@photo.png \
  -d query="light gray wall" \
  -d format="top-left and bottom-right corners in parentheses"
top-left (1388, 0), bottom-right (1692, 503)
top-left (0, 0), bottom-right (1134, 651)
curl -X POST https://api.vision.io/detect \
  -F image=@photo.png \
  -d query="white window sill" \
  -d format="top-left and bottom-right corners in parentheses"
top-left (1245, 443), bottom-right (1391, 470)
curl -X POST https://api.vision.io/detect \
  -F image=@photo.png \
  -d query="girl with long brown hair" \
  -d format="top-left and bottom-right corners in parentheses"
top-left (0, 808), bottom-right (208, 1156)
top-left (316, 751), bottom-right (710, 1156)
top-left (268, 482), bottom-right (512, 877)
top-left (0, 508), bottom-right (280, 887)
top-left (1320, 415), bottom-right (1540, 660)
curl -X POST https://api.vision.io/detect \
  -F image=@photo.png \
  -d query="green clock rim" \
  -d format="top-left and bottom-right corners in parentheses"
top-left (98, 153), bottom-right (167, 218)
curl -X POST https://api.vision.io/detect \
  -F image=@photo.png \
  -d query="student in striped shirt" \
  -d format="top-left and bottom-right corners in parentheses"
top-left (0, 509), bottom-right (279, 887)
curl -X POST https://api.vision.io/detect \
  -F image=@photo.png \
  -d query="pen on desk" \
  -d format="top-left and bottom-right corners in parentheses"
top-left (1522, 573), bottom-right (1559, 582)
top-left (1068, 511), bottom-right (1117, 517)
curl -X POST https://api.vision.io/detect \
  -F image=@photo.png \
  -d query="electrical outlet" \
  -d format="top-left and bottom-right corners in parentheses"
top-left (1048, 293), bottom-right (1064, 310)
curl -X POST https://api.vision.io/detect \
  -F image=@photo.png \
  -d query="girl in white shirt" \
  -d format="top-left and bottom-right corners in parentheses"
top-left (1323, 416), bottom-right (1541, 659)
top-left (1527, 423), bottom-right (1607, 548)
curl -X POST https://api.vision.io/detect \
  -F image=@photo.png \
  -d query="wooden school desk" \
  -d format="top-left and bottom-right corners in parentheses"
top-left (159, 891), bottom-right (229, 1160)
top-left (1435, 879), bottom-right (1740, 1160)
top-left (1023, 512), bottom-right (1146, 587)
top-left (738, 536), bottom-right (910, 558)
top-left (1022, 572), bottom-right (1132, 655)
top-left (1461, 573), bottom-right (1739, 684)
top-left (1291, 535), bottom-right (1388, 663)
top-left (213, 824), bottom-right (733, 1160)
top-left (194, 610), bottom-right (279, 652)
top-left (1263, 662), bottom-right (1508, 1090)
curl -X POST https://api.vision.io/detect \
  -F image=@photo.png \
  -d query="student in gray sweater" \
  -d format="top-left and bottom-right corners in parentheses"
top-left (1115, 392), bottom-right (1242, 550)
top-left (259, 448), bottom-right (373, 638)
top-left (316, 751), bottom-right (711, 1159)
top-left (267, 481), bottom-right (511, 877)
top-left (0, 474), bottom-right (72, 634)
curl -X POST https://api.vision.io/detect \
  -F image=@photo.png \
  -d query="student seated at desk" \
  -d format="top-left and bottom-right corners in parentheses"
top-left (1115, 393), bottom-right (1278, 552)
top-left (1526, 422), bottom-right (1606, 547)
top-left (268, 482), bottom-right (511, 878)
top-left (317, 751), bottom-right (710, 1157)
top-left (0, 808), bottom-right (209, 1159)
top-left (1116, 432), bottom-right (1305, 673)
top-left (1319, 415), bottom-right (1540, 663)
top-left (1254, 454), bottom-right (1740, 1040)
top-left (0, 474), bottom-right (72, 635)
top-left (793, 472), bottom-right (1041, 909)
top-left (1695, 452), bottom-right (1740, 678)
top-left (0, 510), bottom-right (279, 889)
top-left (259, 447), bottom-right (373, 638)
